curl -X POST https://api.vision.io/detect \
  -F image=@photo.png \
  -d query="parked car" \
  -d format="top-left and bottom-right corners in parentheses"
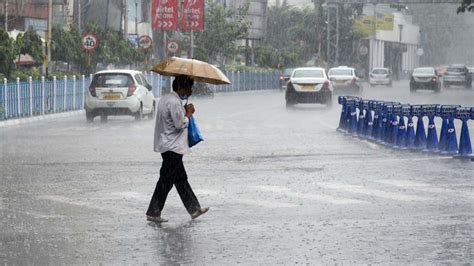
top-left (285, 67), bottom-right (333, 107)
top-left (279, 68), bottom-right (294, 90)
top-left (409, 67), bottom-right (441, 93)
top-left (369, 67), bottom-right (392, 87)
top-left (443, 64), bottom-right (472, 89)
top-left (327, 66), bottom-right (363, 93)
top-left (85, 70), bottom-right (156, 122)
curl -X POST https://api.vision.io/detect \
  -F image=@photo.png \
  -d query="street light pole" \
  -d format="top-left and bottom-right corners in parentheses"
top-left (4, 0), bottom-right (8, 31)
top-left (398, 24), bottom-right (404, 80)
top-left (135, 0), bottom-right (138, 35)
top-left (46, 0), bottom-right (52, 78)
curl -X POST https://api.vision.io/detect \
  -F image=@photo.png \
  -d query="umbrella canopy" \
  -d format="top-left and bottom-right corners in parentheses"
top-left (151, 57), bottom-right (231, 85)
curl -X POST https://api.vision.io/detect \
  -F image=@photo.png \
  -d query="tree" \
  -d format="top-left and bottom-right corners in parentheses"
top-left (15, 27), bottom-right (44, 64)
top-left (0, 29), bottom-right (16, 79)
top-left (50, 23), bottom-right (144, 74)
top-left (193, 1), bottom-right (250, 65)
top-left (457, 0), bottom-right (474, 13)
top-left (260, 3), bottom-right (331, 69)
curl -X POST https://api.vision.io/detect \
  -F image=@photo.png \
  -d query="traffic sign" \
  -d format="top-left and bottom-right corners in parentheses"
top-left (81, 32), bottom-right (98, 52)
top-left (166, 40), bottom-right (179, 54)
top-left (416, 48), bottom-right (424, 56)
top-left (139, 35), bottom-right (152, 50)
top-left (152, 0), bottom-right (178, 30)
top-left (181, 0), bottom-right (205, 30)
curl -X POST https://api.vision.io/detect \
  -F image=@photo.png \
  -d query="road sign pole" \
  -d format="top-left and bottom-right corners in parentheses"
top-left (190, 30), bottom-right (194, 58)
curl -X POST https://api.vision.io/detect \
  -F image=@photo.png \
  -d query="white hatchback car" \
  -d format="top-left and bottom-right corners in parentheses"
top-left (328, 66), bottom-right (363, 93)
top-left (85, 70), bottom-right (156, 122)
top-left (369, 67), bottom-right (392, 87)
top-left (285, 67), bottom-right (333, 107)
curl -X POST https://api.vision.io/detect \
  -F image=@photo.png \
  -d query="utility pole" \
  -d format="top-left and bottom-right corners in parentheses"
top-left (46, 0), bottom-right (52, 78)
top-left (4, 0), bottom-right (8, 31)
top-left (124, 0), bottom-right (128, 38)
top-left (105, 0), bottom-right (110, 28)
top-left (78, 0), bottom-right (81, 33)
top-left (135, 0), bottom-right (138, 35)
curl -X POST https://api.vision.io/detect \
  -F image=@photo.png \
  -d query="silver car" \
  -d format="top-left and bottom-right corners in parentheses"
top-left (409, 67), bottom-right (441, 93)
top-left (443, 64), bottom-right (472, 89)
top-left (369, 67), bottom-right (392, 87)
top-left (285, 67), bottom-right (333, 107)
top-left (328, 66), bottom-right (363, 93)
top-left (85, 70), bottom-right (156, 122)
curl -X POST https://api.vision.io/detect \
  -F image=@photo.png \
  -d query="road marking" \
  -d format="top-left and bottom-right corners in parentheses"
top-left (378, 179), bottom-right (474, 199)
top-left (317, 182), bottom-right (430, 202)
top-left (255, 185), bottom-right (367, 205)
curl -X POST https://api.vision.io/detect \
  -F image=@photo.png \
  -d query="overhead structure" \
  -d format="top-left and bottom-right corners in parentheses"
top-left (326, 0), bottom-right (461, 3)
top-left (324, 0), bottom-right (462, 67)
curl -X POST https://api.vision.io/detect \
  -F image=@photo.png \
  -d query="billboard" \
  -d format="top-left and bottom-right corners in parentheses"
top-left (152, 0), bottom-right (179, 30)
top-left (181, 0), bottom-right (205, 30)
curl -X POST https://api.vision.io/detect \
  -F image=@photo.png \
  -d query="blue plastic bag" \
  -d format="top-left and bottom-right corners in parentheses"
top-left (188, 115), bottom-right (203, 147)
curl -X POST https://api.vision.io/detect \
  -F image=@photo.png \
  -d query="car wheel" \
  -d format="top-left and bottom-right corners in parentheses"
top-left (148, 102), bottom-right (156, 120)
top-left (100, 115), bottom-right (108, 123)
top-left (388, 81), bottom-right (392, 87)
top-left (135, 104), bottom-right (143, 121)
top-left (86, 112), bottom-right (94, 123)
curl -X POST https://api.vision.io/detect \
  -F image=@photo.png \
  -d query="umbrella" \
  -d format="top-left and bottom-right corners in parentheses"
top-left (151, 57), bottom-right (231, 85)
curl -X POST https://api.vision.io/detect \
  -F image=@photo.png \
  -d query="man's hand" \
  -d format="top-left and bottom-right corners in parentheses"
top-left (185, 103), bottom-right (195, 118)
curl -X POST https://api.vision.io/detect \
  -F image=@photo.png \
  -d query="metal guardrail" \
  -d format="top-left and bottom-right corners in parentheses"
top-left (0, 71), bottom-right (280, 121)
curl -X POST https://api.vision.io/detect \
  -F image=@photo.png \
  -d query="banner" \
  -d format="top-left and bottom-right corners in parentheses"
top-left (180, 0), bottom-right (205, 30)
top-left (152, 0), bottom-right (178, 30)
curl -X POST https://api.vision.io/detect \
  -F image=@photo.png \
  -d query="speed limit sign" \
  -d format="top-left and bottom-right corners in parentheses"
top-left (166, 40), bottom-right (179, 54)
top-left (81, 33), bottom-right (98, 52)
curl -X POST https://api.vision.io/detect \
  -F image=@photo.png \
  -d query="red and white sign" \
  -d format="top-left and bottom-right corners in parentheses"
top-left (81, 32), bottom-right (98, 52)
top-left (138, 35), bottom-right (153, 50)
top-left (180, 0), bottom-right (205, 30)
top-left (152, 0), bottom-right (178, 30)
top-left (166, 40), bottom-right (179, 53)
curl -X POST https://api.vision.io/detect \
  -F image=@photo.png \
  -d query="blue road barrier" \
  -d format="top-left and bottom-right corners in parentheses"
top-left (423, 105), bottom-right (439, 152)
top-left (365, 100), bottom-right (376, 140)
top-left (342, 97), bottom-right (473, 160)
top-left (357, 100), bottom-right (366, 137)
top-left (397, 105), bottom-right (410, 149)
top-left (337, 96), bottom-right (346, 132)
top-left (439, 105), bottom-right (460, 154)
top-left (455, 107), bottom-right (473, 159)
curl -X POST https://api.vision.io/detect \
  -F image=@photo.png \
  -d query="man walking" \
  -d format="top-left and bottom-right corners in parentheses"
top-left (146, 75), bottom-right (209, 222)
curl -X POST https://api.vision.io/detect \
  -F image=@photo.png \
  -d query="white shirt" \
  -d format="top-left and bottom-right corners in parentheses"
top-left (154, 91), bottom-right (190, 155)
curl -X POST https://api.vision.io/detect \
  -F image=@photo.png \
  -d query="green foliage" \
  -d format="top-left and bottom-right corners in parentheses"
top-left (16, 28), bottom-right (44, 63)
top-left (0, 29), bottom-right (16, 79)
top-left (51, 23), bottom-right (144, 74)
top-left (260, 4), bottom-right (321, 69)
top-left (193, 1), bottom-right (250, 64)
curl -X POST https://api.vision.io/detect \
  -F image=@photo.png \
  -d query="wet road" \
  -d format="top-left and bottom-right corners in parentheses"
top-left (1, 81), bottom-right (473, 264)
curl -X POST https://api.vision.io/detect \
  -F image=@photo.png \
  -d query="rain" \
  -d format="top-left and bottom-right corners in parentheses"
top-left (0, 0), bottom-right (473, 264)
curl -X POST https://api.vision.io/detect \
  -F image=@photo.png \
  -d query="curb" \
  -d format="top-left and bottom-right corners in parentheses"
top-left (0, 110), bottom-right (85, 128)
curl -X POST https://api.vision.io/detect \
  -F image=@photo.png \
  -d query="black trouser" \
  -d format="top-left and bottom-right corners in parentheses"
top-left (146, 151), bottom-right (201, 216)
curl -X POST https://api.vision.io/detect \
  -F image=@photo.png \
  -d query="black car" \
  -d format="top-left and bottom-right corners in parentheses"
top-left (443, 64), bottom-right (472, 89)
top-left (279, 68), bottom-right (294, 90)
